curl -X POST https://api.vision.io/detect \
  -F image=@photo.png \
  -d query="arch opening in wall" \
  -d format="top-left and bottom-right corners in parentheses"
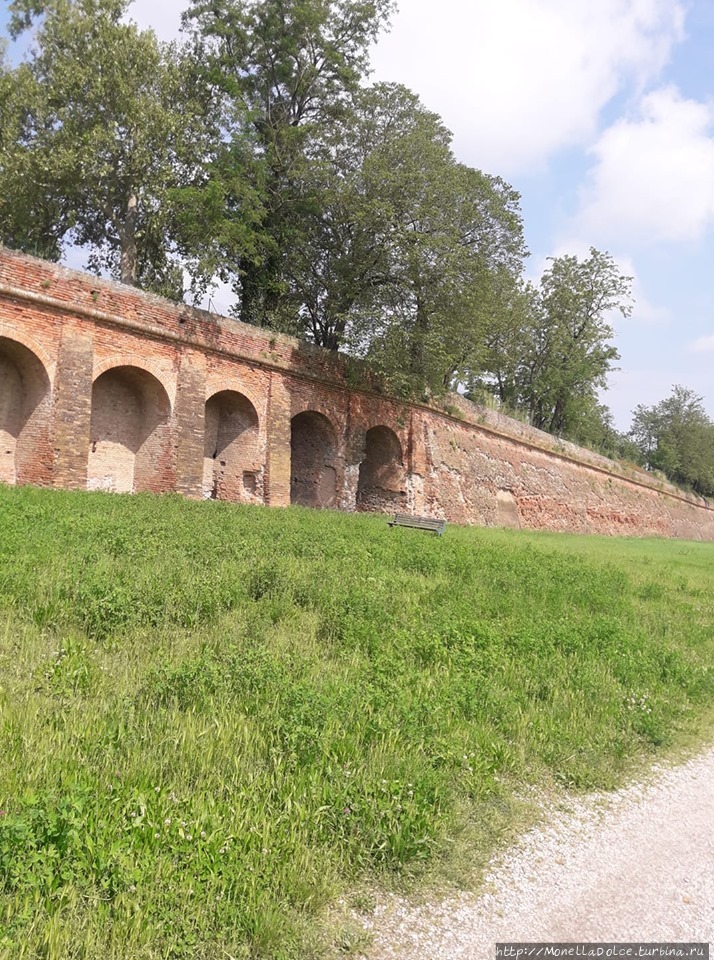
top-left (0, 336), bottom-right (52, 486)
top-left (290, 410), bottom-right (338, 508)
top-left (357, 425), bottom-right (406, 513)
top-left (204, 390), bottom-right (261, 502)
top-left (88, 365), bottom-right (171, 493)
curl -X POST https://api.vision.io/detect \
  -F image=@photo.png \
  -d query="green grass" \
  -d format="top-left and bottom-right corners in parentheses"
top-left (1, 486), bottom-right (713, 959)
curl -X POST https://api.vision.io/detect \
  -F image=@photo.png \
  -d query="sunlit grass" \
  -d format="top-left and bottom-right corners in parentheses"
top-left (1, 486), bottom-right (713, 958)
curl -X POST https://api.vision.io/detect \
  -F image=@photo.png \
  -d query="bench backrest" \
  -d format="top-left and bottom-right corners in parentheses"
top-left (391, 513), bottom-right (446, 534)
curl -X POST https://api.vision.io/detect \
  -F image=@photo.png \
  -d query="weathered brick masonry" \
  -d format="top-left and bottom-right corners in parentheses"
top-left (1, 247), bottom-right (713, 539)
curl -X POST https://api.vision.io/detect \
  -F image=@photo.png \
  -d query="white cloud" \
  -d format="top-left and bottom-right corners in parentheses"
top-left (689, 334), bottom-right (714, 353)
top-left (126, 0), bottom-right (684, 177)
top-left (370, 0), bottom-right (685, 176)
top-left (575, 86), bottom-right (714, 244)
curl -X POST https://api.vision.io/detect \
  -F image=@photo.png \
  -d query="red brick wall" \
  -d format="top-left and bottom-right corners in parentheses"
top-left (1, 247), bottom-right (713, 540)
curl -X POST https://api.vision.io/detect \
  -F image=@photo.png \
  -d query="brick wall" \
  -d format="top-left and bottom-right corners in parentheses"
top-left (1, 247), bottom-right (713, 540)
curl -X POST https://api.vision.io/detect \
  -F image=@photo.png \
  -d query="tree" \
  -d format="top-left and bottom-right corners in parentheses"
top-left (327, 84), bottom-right (526, 397)
top-left (0, 44), bottom-right (68, 260)
top-left (560, 398), bottom-right (644, 462)
top-left (630, 386), bottom-right (714, 496)
top-left (481, 248), bottom-right (631, 438)
top-left (181, 0), bottom-right (395, 325)
top-left (2, 0), bottom-right (217, 296)
top-left (475, 249), bottom-right (631, 439)
top-left (470, 278), bottom-right (538, 411)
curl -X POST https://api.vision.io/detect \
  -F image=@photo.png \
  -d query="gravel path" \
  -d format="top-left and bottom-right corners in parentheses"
top-left (360, 747), bottom-right (714, 959)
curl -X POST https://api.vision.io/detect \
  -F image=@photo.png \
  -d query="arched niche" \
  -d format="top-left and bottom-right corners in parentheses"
top-left (88, 365), bottom-right (172, 493)
top-left (290, 410), bottom-right (339, 508)
top-left (203, 390), bottom-right (261, 502)
top-left (357, 425), bottom-right (406, 513)
top-left (0, 336), bottom-right (52, 486)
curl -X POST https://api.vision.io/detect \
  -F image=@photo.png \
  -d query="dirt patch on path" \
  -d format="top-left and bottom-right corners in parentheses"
top-left (359, 747), bottom-right (714, 959)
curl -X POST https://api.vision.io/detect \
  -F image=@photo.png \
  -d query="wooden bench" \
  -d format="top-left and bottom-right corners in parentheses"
top-left (388, 513), bottom-right (446, 536)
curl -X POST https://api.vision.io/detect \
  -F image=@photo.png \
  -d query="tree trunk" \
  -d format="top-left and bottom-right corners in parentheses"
top-left (550, 396), bottom-right (566, 436)
top-left (238, 255), bottom-right (279, 329)
top-left (120, 192), bottom-right (138, 286)
top-left (238, 257), bottom-right (259, 326)
top-left (410, 294), bottom-right (428, 381)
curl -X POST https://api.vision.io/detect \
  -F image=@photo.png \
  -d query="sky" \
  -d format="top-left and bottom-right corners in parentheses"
top-left (2, 0), bottom-right (712, 429)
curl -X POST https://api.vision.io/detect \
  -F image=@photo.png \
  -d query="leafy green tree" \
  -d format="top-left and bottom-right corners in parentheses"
top-left (630, 386), bottom-right (714, 495)
top-left (474, 249), bottom-right (631, 445)
top-left (182, 0), bottom-right (395, 324)
top-left (0, 45), bottom-right (67, 260)
top-left (471, 279), bottom-right (538, 411)
top-left (2, 0), bottom-right (216, 296)
top-left (327, 85), bottom-right (526, 396)
top-left (478, 248), bottom-right (629, 438)
top-left (524, 248), bottom-right (630, 436)
top-left (562, 398), bottom-right (644, 463)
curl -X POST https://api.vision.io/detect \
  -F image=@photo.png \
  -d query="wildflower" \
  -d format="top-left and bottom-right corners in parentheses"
top-left (343, 806), bottom-right (351, 815)
top-left (200, 830), bottom-right (206, 838)
top-left (164, 818), bottom-right (171, 827)
top-left (154, 832), bottom-right (160, 839)
top-left (154, 786), bottom-right (160, 794)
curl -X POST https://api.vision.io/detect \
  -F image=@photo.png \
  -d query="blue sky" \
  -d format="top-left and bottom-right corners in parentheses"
top-left (3, 0), bottom-right (712, 429)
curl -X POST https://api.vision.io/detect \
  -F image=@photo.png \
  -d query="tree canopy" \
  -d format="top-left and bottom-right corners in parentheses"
top-left (179, 0), bottom-right (396, 323)
top-left (630, 386), bottom-right (714, 497)
top-left (473, 248), bottom-right (631, 438)
top-left (1, 0), bottom-right (217, 297)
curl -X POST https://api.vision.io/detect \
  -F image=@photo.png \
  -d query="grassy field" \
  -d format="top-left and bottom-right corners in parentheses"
top-left (1, 486), bottom-right (713, 959)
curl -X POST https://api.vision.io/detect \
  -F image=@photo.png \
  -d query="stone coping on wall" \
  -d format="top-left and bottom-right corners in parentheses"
top-left (0, 245), bottom-right (711, 515)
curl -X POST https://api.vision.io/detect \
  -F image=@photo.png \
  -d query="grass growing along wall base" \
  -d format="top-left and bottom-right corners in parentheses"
top-left (1, 486), bottom-right (713, 959)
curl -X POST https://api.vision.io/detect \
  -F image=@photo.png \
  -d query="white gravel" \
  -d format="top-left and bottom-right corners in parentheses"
top-left (359, 747), bottom-right (714, 959)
